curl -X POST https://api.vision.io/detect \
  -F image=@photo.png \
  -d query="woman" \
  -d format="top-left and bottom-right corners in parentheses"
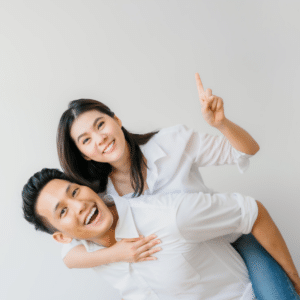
top-left (57, 74), bottom-right (300, 299)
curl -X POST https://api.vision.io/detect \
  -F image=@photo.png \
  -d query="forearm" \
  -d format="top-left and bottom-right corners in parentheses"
top-left (216, 118), bottom-right (259, 155)
top-left (64, 245), bottom-right (117, 269)
top-left (252, 201), bottom-right (299, 283)
top-left (63, 235), bottom-right (161, 269)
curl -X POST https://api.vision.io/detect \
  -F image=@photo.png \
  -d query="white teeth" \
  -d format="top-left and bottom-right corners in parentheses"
top-left (85, 207), bottom-right (96, 225)
top-left (103, 141), bottom-right (114, 153)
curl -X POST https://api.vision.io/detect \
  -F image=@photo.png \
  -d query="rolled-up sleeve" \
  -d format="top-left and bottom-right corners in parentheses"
top-left (176, 192), bottom-right (258, 243)
top-left (61, 239), bottom-right (83, 260)
top-left (183, 126), bottom-right (252, 173)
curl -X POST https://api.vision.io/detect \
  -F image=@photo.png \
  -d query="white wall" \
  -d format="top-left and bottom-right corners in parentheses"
top-left (1, 1), bottom-right (300, 299)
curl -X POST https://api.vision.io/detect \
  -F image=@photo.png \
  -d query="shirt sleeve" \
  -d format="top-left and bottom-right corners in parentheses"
top-left (179, 125), bottom-right (253, 173)
top-left (61, 239), bottom-right (83, 260)
top-left (176, 192), bottom-right (258, 243)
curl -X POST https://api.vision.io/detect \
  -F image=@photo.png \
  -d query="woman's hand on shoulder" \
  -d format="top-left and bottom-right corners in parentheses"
top-left (195, 73), bottom-right (226, 128)
top-left (112, 234), bottom-right (162, 263)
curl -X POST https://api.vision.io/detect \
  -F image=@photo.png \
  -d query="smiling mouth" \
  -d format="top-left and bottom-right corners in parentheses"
top-left (103, 140), bottom-right (115, 154)
top-left (85, 206), bottom-right (100, 226)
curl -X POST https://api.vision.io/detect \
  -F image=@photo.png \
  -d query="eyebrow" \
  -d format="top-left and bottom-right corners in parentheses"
top-left (53, 183), bottom-right (72, 214)
top-left (77, 117), bottom-right (103, 142)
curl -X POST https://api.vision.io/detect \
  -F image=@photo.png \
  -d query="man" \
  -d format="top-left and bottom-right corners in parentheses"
top-left (22, 168), bottom-right (300, 299)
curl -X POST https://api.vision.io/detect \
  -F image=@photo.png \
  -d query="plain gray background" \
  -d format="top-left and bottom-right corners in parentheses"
top-left (1, 1), bottom-right (300, 299)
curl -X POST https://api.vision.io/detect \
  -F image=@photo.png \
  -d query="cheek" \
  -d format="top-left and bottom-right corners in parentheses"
top-left (81, 144), bottom-right (98, 159)
top-left (63, 218), bottom-right (78, 232)
top-left (108, 123), bottom-right (123, 139)
top-left (102, 208), bottom-right (114, 227)
top-left (66, 223), bottom-right (90, 239)
top-left (113, 128), bottom-right (125, 148)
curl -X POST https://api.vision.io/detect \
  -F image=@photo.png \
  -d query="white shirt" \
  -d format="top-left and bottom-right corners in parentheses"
top-left (82, 192), bottom-right (258, 300)
top-left (62, 125), bottom-right (253, 259)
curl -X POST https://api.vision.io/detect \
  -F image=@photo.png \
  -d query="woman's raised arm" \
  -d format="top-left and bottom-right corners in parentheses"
top-left (195, 73), bottom-right (260, 155)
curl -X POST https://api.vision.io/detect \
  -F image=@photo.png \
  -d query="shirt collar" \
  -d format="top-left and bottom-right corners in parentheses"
top-left (106, 137), bottom-right (166, 195)
top-left (140, 137), bottom-right (166, 193)
top-left (140, 137), bottom-right (166, 165)
top-left (113, 195), bottom-right (140, 240)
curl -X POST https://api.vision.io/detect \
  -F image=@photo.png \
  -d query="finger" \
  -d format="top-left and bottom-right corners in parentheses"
top-left (211, 98), bottom-right (218, 111)
top-left (216, 97), bottom-right (223, 111)
top-left (137, 256), bottom-right (158, 262)
top-left (137, 239), bottom-right (161, 254)
top-left (207, 96), bottom-right (215, 107)
top-left (133, 234), bottom-right (158, 248)
top-left (195, 73), bottom-right (205, 96)
top-left (139, 247), bottom-right (162, 258)
top-left (122, 237), bottom-right (143, 242)
top-left (205, 88), bottom-right (212, 98)
top-left (199, 97), bottom-right (206, 106)
top-left (201, 100), bottom-right (211, 114)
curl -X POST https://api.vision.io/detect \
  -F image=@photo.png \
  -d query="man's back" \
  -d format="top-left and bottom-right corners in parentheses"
top-left (84, 192), bottom-right (258, 299)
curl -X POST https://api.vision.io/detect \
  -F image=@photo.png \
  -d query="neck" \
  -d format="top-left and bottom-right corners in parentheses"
top-left (90, 205), bottom-right (119, 247)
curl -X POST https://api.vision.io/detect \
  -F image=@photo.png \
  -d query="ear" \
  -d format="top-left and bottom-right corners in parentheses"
top-left (52, 232), bottom-right (73, 244)
top-left (114, 115), bottom-right (122, 127)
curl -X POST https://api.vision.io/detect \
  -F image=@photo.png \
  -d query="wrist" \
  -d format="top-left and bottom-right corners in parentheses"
top-left (213, 117), bottom-right (230, 130)
top-left (110, 243), bottom-right (124, 263)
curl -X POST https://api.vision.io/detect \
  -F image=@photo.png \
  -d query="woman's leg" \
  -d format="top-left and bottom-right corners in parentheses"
top-left (232, 234), bottom-right (300, 300)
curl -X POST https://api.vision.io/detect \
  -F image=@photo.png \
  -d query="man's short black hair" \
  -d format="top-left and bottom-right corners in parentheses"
top-left (22, 168), bottom-right (72, 234)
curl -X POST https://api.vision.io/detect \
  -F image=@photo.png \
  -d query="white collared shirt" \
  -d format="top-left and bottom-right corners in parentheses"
top-left (62, 125), bottom-right (253, 260)
top-left (108, 124), bottom-right (252, 197)
top-left (83, 192), bottom-right (258, 300)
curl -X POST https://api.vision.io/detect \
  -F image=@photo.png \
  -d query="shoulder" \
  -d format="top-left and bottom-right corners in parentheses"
top-left (156, 124), bottom-right (191, 136)
top-left (151, 124), bottom-right (194, 144)
top-left (133, 192), bottom-right (186, 209)
top-left (141, 125), bottom-right (198, 162)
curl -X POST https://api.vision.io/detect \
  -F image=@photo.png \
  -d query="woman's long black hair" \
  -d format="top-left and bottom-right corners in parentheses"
top-left (57, 99), bottom-right (158, 197)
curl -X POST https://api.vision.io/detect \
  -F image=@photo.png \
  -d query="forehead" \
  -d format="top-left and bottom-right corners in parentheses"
top-left (71, 110), bottom-right (106, 132)
top-left (36, 179), bottom-right (70, 217)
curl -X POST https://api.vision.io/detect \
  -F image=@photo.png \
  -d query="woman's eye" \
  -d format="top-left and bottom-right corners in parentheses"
top-left (82, 138), bottom-right (90, 145)
top-left (60, 208), bottom-right (67, 217)
top-left (97, 122), bottom-right (104, 129)
top-left (72, 188), bottom-right (78, 197)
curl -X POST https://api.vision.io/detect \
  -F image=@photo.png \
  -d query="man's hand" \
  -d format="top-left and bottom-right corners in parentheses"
top-left (195, 73), bottom-right (226, 128)
top-left (112, 234), bottom-right (162, 263)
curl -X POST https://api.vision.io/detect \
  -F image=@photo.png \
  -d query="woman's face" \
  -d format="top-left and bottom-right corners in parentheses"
top-left (70, 110), bottom-right (128, 166)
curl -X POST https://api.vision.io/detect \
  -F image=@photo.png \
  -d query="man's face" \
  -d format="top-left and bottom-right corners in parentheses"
top-left (36, 179), bottom-right (114, 242)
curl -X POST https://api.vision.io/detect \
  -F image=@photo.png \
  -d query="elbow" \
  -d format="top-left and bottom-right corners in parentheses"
top-left (252, 141), bottom-right (260, 155)
top-left (63, 257), bottom-right (74, 269)
top-left (249, 143), bottom-right (260, 155)
top-left (242, 143), bottom-right (260, 156)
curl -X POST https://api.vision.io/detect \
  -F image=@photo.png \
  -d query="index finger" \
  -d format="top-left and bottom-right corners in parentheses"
top-left (134, 234), bottom-right (158, 247)
top-left (195, 73), bottom-right (205, 96)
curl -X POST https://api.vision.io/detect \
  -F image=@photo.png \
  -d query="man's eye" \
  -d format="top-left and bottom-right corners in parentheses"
top-left (60, 208), bottom-right (67, 217)
top-left (72, 188), bottom-right (78, 197)
top-left (83, 138), bottom-right (90, 145)
top-left (98, 122), bottom-right (104, 129)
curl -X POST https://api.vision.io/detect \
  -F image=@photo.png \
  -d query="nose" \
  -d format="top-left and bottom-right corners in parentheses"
top-left (71, 200), bottom-right (87, 215)
top-left (93, 132), bottom-right (107, 146)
